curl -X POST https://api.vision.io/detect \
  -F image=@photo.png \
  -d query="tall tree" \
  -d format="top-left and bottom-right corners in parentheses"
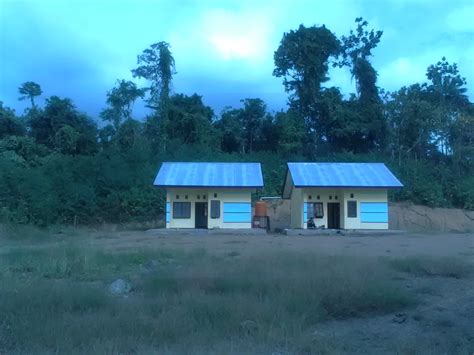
top-left (425, 57), bottom-right (469, 155)
top-left (337, 18), bottom-right (387, 151)
top-left (339, 17), bottom-right (382, 101)
top-left (385, 84), bottom-right (438, 163)
top-left (132, 42), bottom-right (176, 152)
top-left (131, 42), bottom-right (176, 110)
top-left (18, 81), bottom-right (42, 109)
top-left (273, 24), bottom-right (340, 147)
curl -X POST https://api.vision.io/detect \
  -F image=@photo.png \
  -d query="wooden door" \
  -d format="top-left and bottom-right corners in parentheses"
top-left (195, 202), bottom-right (208, 229)
top-left (327, 203), bottom-right (340, 229)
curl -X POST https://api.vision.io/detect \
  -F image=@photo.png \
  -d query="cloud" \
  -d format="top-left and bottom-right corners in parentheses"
top-left (1, 0), bottom-right (472, 117)
top-left (201, 9), bottom-right (273, 61)
top-left (446, 4), bottom-right (474, 32)
top-left (378, 41), bottom-right (474, 93)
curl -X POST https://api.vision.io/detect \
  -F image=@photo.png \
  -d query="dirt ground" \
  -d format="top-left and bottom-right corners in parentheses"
top-left (2, 229), bottom-right (474, 353)
top-left (91, 231), bottom-right (474, 353)
top-left (84, 230), bottom-right (474, 259)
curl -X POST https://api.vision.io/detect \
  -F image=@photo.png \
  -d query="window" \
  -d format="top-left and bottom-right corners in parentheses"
top-left (308, 202), bottom-right (324, 218)
top-left (347, 201), bottom-right (357, 218)
top-left (197, 195), bottom-right (200, 200)
top-left (176, 195), bottom-right (179, 199)
top-left (214, 193), bottom-right (217, 198)
top-left (173, 202), bottom-right (191, 219)
top-left (185, 195), bottom-right (188, 199)
top-left (350, 193), bottom-right (354, 198)
top-left (329, 195), bottom-right (332, 200)
top-left (210, 200), bottom-right (220, 219)
top-left (335, 195), bottom-right (338, 200)
top-left (308, 195), bottom-right (312, 200)
top-left (317, 195), bottom-right (320, 200)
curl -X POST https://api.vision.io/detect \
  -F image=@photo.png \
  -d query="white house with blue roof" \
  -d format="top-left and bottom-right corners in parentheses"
top-left (154, 162), bottom-right (263, 229)
top-left (282, 163), bottom-right (403, 230)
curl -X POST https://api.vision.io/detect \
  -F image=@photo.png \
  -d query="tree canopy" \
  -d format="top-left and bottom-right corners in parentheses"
top-left (0, 19), bottom-right (472, 226)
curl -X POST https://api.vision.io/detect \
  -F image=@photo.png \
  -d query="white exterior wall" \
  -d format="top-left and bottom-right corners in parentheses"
top-left (342, 189), bottom-right (388, 230)
top-left (302, 188), bottom-right (343, 229)
top-left (166, 188), bottom-right (252, 229)
top-left (289, 187), bottom-right (389, 230)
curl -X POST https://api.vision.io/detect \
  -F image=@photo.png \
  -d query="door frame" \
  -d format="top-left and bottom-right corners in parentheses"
top-left (194, 202), bottom-right (208, 229)
top-left (327, 202), bottom-right (341, 229)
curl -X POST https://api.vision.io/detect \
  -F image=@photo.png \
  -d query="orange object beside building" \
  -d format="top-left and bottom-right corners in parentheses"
top-left (254, 201), bottom-right (267, 217)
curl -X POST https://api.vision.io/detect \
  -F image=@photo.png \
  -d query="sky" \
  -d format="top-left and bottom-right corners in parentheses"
top-left (1, 0), bottom-right (473, 120)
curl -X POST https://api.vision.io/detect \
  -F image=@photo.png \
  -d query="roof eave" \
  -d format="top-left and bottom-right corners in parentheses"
top-left (293, 185), bottom-right (404, 189)
top-left (154, 185), bottom-right (264, 189)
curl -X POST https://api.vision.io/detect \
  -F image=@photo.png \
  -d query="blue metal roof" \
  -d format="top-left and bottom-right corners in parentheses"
top-left (287, 162), bottom-right (403, 188)
top-left (154, 162), bottom-right (264, 188)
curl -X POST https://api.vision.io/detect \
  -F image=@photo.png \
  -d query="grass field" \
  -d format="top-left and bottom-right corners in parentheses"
top-left (1, 225), bottom-right (473, 354)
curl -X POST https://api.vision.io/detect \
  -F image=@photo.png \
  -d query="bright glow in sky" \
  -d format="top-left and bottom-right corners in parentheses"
top-left (0, 0), bottom-right (472, 118)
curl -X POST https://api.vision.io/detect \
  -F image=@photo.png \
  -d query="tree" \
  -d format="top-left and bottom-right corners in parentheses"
top-left (273, 24), bottom-right (340, 147)
top-left (337, 18), bottom-right (387, 152)
top-left (131, 42), bottom-right (176, 110)
top-left (214, 107), bottom-right (245, 153)
top-left (165, 94), bottom-right (215, 148)
top-left (29, 96), bottom-right (98, 155)
top-left (385, 84), bottom-right (439, 162)
top-left (274, 110), bottom-right (306, 155)
top-left (0, 101), bottom-right (25, 138)
top-left (425, 57), bottom-right (469, 155)
top-left (339, 17), bottom-right (383, 101)
top-left (115, 119), bottom-right (143, 151)
top-left (132, 42), bottom-right (176, 153)
top-left (101, 80), bottom-right (145, 130)
top-left (239, 98), bottom-right (267, 153)
top-left (18, 82), bottom-right (42, 109)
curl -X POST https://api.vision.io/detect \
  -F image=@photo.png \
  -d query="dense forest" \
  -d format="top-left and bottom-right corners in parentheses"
top-left (0, 18), bottom-right (473, 226)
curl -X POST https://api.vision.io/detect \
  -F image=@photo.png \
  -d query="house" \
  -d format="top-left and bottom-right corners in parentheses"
top-left (153, 162), bottom-right (263, 229)
top-left (282, 163), bottom-right (403, 230)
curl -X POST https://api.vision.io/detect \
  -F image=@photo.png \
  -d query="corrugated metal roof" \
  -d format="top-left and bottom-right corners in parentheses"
top-left (154, 162), bottom-right (264, 187)
top-left (287, 162), bottom-right (403, 188)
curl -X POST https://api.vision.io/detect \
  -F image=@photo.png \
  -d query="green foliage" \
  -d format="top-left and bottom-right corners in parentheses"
top-left (101, 79), bottom-right (145, 130)
top-left (131, 41), bottom-right (176, 109)
top-left (0, 20), bottom-right (473, 227)
top-left (165, 93), bottom-right (216, 148)
top-left (0, 102), bottom-right (25, 138)
top-left (18, 81), bottom-right (42, 108)
top-left (29, 96), bottom-right (98, 155)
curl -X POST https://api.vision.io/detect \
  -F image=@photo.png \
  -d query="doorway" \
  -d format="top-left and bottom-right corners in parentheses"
top-left (327, 203), bottom-right (340, 229)
top-left (195, 202), bottom-right (208, 229)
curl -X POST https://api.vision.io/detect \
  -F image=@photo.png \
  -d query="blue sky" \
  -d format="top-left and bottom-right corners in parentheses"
top-left (1, 0), bottom-right (473, 119)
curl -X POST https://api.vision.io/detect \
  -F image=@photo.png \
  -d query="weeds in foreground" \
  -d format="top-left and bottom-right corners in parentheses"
top-left (388, 256), bottom-right (471, 278)
top-left (0, 246), bottom-right (415, 353)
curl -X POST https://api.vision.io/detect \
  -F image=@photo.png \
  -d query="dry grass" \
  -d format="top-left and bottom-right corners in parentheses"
top-left (388, 256), bottom-right (471, 279)
top-left (0, 242), bottom-right (414, 354)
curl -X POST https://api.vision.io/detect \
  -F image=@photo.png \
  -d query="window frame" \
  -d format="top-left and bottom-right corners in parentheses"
top-left (210, 200), bottom-right (220, 219)
top-left (308, 202), bottom-right (324, 218)
top-left (347, 200), bottom-right (357, 218)
top-left (173, 202), bottom-right (191, 219)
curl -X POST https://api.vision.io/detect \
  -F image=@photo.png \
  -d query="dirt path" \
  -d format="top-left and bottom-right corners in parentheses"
top-left (88, 231), bottom-right (474, 259)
